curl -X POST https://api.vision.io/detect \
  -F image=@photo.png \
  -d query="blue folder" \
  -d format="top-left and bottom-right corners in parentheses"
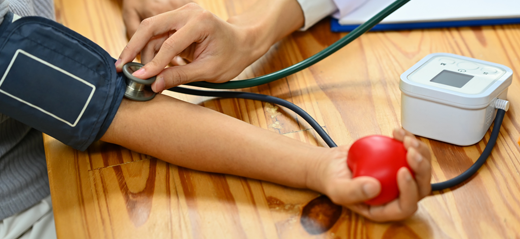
top-left (331, 17), bottom-right (520, 32)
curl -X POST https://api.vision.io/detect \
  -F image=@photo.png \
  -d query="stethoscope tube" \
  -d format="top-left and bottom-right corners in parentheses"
top-left (170, 86), bottom-right (337, 147)
top-left (186, 0), bottom-right (411, 89)
top-left (431, 109), bottom-right (505, 191)
top-left (123, 0), bottom-right (410, 95)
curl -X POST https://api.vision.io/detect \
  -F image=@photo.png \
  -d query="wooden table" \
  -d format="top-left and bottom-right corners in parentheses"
top-left (45, 0), bottom-right (520, 238)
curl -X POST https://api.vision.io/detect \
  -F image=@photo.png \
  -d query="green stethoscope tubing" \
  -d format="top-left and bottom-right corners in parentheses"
top-left (186, 0), bottom-right (410, 89)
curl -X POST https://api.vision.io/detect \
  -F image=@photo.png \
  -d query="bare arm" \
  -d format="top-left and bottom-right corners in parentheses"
top-left (108, 0), bottom-right (431, 222)
top-left (100, 95), bottom-right (432, 222)
top-left (101, 94), bottom-right (325, 189)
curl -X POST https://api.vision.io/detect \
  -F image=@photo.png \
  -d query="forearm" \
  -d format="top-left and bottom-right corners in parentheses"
top-left (100, 94), bottom-right (329, 189)
top-left (227, 0), bottom-right (304, 59)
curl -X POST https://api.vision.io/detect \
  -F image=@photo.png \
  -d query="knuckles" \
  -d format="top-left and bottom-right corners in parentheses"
top-left (197, 9), bottom-right (215, 21)
top-left (182, 2), bottom-right (201, 10)
top-left (139, 17), bottom-right (156, 29)
top-left (161, 38), bottom-right (178, 51)
top-left (164, 68), bottom-right (189, 87)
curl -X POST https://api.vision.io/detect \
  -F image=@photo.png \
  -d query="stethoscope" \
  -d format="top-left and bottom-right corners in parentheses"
top-left (123, 62), bottom-right (156, 101)
top-left (121, 0), bottom-right (506, 192)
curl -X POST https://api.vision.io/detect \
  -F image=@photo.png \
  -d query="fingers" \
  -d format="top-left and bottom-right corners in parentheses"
top-left (327, 177), bottom-right (381, 206)
top-left (170, 56), bottom-right (188, 66)
top-left (140, 34), bottom-right (169, 64)
top-left (392, 128), bottom-right (406, 142)
top-left (395, 167), bottom-right (420, 216)
top-left (393, 128), bottom-right (432, 198)
top-left (348, 168), bottom-right (419, 222)
top-left (150, 62), bottom-right (209, 92)
top-left (392, 128), bottom-right (419, 142)
top-left (141, 43), bottom-right (157, 65)
top-left (347, 129), bottom-right (432, 222)
top-left (116, 3), bottom-right (199, 71)
top-left (406, 147), bottom-right (432, 198)
top-left (133, 23), bottom-right (204, 79)
top-left (403, 136), bottom-right (431, 163)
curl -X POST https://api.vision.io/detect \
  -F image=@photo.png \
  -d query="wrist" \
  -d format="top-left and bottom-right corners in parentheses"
top-left (304, 148), bottom-right (341, 194)
top-left (227, 18), bottom-right (273, 66)
top-left (305, 147), bottom-right (352, 199)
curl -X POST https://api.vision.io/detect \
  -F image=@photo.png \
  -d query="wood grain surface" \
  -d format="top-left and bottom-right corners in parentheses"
top-left (45, 0), bottom-right (520, 238)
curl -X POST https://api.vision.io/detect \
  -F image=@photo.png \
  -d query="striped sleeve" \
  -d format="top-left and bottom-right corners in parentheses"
top-left (0, 0), bottom-right (8, 24)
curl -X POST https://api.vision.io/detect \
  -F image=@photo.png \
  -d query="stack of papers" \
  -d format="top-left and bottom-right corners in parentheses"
top-left (331, 0), bottom-right (520, 32)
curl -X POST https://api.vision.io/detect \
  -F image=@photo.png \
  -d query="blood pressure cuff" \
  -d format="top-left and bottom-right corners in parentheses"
top-left (0, 12), bottom-right (126, 151)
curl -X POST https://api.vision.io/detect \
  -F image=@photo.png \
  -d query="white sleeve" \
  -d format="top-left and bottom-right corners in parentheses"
top-left (296, 0), bottom-right (338, 31)
top-left (296, 0), bottom-right (369, 31)
top-left (331, 0), bottom-right (369, 19)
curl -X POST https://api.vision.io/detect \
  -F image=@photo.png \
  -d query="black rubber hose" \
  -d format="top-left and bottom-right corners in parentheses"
top-left (431, 109), bottom-right (506, 191)
top-left (170, 87), bottom-right (337, 147)
top-left (170, 87), bottom-right (506, 192)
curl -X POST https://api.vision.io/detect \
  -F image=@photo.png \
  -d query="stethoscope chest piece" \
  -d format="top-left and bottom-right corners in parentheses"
top-left (123, 62), bottom-right (156, 101)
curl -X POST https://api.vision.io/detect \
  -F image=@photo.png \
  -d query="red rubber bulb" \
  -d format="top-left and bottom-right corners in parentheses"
top-left (347, 135), bottom-right (412, 205)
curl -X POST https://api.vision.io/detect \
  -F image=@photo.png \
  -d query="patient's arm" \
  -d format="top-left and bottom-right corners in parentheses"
top-left (100, 94), bottom-right (432, 222)
top-left (101, 94), bottom-right (323, 188)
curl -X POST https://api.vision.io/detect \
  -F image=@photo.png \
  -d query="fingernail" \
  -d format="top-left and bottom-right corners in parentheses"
top-left (363, 183), bottom-right (379, 197)
top-left (152, 75), bottom-right (164, 93)
top-left (115, 59), bottom-right (122, 68)
top-left (133, 68), bottom-right (146, 77)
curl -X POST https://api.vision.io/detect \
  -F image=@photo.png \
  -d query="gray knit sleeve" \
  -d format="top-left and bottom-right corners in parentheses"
top-left (0, 0), bottom-right (8, 24)
top-left (0, 0), bottom-right (56, 220)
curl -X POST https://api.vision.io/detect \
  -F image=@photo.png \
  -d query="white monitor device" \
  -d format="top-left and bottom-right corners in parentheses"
top-left (400, 53), bottom-right (512, 146)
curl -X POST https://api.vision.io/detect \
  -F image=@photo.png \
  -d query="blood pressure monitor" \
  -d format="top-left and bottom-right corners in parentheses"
top-left (400, 53), bottom-right (513, 146)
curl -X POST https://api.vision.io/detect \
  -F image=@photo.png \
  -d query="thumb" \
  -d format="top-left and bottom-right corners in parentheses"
top-left (152, 64), bottom-right (204, 92)
top-left (327, 176), bottom-right (381, 205)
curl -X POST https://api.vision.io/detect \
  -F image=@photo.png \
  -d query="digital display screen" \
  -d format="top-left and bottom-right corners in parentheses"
top-left (430, 70), bottom-right (474, 88)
